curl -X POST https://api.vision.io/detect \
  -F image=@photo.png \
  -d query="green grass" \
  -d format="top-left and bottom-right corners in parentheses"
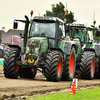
top-left (26, 87), bottom-right (100, 100)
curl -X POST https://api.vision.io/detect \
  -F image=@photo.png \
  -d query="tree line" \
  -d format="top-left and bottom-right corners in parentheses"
top-left (44, 2), bottom-right (76, 23)
top-left (44, 2), bottom-right (99, 41)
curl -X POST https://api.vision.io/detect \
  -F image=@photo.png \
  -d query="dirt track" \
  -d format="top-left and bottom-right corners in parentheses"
top-left (0, 66), bottom-right (100, 100)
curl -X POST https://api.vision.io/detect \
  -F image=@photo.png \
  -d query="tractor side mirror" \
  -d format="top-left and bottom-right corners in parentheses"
top-left (96, 31), bottom-right (100, 36)
top-left (13, 21), bottom-right (18, 29)
top-left (65, 25), bottom-right (69, 32)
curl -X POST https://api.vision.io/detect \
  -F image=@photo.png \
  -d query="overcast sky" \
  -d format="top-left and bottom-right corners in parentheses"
top-left (0, 0), bottom-right (100, 31)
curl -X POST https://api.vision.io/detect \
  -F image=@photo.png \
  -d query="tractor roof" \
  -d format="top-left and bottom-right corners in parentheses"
top-left (66, 23), bottom-right (86, 28)
top-left (32, 16), bottom-right (64, 23)
top-left (66, 23), bottom-right (93, 30)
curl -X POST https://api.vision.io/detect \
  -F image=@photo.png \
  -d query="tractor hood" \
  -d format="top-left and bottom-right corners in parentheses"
top-left (26, 37), bottom-right (48, 55)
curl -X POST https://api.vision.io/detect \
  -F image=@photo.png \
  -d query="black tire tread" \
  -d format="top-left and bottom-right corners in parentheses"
top-left (80, 51), bottom-right (95, 79)
top-left (45, 51), bottom-right (63, 81)
top-left (3, 48), bottom-right (20, 78)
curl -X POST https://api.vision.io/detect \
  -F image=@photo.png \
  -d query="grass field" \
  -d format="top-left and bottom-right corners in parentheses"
top-left (26, 87), bottom-right (100, 100)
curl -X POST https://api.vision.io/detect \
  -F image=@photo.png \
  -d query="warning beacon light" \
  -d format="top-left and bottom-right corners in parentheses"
top-left (65, 11), bottom-right (68, 23)
top-left (30, 10), bottom-right (33, 18)
top-left (93, 20), bottom-right (96, 24)
top-left (93, 20), bottom-right (96, 27)
top-left (65, 12), bottom-right (67, 16)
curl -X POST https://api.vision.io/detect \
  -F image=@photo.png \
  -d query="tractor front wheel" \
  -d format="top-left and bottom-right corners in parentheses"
top-left (45, 51), bottom-right (63, 82)
top-left (3, 48), bottom-right (20, 79)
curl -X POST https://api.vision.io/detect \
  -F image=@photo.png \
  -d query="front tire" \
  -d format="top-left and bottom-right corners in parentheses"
top-left (45, 51), bottom-right (63, 82)
top-left (3, 48), bottom-right (20, 79)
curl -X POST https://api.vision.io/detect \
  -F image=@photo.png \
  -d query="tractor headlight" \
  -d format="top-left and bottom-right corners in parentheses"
top-left (26, 39), bottom-right (40, 52)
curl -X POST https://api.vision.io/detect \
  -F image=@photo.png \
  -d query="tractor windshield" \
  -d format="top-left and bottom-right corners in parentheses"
top-left (29, 20), bottom-right (56, 38)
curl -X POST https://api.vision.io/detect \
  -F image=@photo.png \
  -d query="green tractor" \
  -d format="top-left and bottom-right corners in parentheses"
top-left (65, 23), bottom-right (100, 79)
top-left (3, 15), bottom-right (78, 81)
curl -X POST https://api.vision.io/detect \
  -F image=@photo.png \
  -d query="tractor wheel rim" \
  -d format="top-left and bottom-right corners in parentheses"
top-left (15, 66), bottom-right (19, 72)
top-left (69, 54), bottom-right (74, 75)
top-left (91, 58), bottom-right (94, 75)
top-left (57, 59), bottom-right (61, 75)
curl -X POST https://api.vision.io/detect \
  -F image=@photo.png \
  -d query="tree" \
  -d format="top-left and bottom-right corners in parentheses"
top-left (44, 2), bottom-right (76, 23)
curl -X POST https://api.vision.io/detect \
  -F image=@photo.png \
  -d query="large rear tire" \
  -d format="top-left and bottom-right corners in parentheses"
top-left (62, 48), bottom-right (76, 81)
top-left (3, 48), bottom-right (20, 79)
top-left (45, 51), bottom-right (63, 82)
top-left (80, 51), bottom-right (95, 79)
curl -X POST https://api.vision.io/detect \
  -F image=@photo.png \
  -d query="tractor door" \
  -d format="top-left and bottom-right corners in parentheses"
top-left (55, 21), bottom-right (65, 47)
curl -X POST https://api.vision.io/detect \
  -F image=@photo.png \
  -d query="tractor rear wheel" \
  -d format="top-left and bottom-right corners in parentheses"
top-left (62, 47), bottom-right (76, 81)
top-left (80, 51), bottom-right (95, 79)
top-left (3, 48), bottom-right (20, 79)
top-left (19, 67), bottom-right (37, 78)
top-left (45, 51), bottom-right (63, 82)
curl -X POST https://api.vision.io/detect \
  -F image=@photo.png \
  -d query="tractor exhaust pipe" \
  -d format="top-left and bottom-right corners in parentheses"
top-left (21, 15), bottom-right (29, 64)
top-left (24, 15), bottom-right (29, 53)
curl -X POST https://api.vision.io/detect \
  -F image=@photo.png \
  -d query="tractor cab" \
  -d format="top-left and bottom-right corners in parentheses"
top-left (13, 16), bottom-right (66, 58)
top-left (65, 23), bottom-right (86, 57)
top-left (28, 16), bottom-right (65, 49)
top-left (65, 23), bottom-right (94, 51)
top-left (65, 23), bottom-right (86, 40)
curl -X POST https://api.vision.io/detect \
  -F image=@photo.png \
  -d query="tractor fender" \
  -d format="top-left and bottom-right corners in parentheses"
top-left (8, 45), bottom-right (21, 51)
top-left (52, 41), bottom-right (77, 55)
top-left (50, 48), bottom-right (63, 53)
top-left (8, 45), bottom-right (21, 58)
top-left (94, 44), bottom-right (100, 57)
top-left (63, 41), bottom-right (77, 59)
top-left (84, 48), bottom-right (96, 55)
top-left (64, 41), bottom-right (78, 55)
top-left (84, 48), bottom-right (95, 52)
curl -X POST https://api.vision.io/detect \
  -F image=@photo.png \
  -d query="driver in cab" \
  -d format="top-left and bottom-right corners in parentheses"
top-left (74, 29), bottom-right (84, 41)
